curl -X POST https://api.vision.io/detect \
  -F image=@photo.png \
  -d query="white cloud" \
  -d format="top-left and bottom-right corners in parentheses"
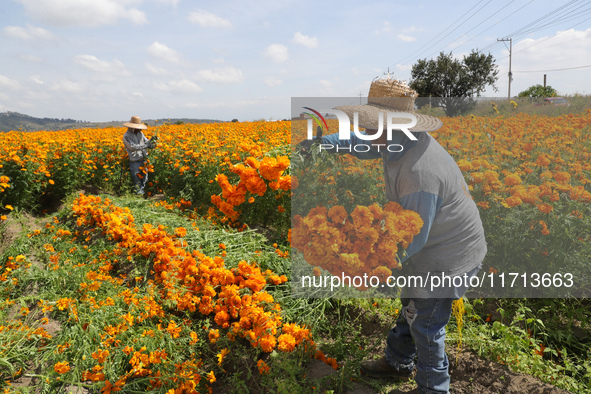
top-left (0, 75), bottom-right (21, 90)
top-left (51, 80), bottom-right (84, 93)
top-left (146, 42), bottom-right (181, 63)
top-left (374, 21), bottom-right (391, 35)
top-left (154, 79), bottom-right (203, 94)
top-left (513, 28), bottom-right (591, 67)
top-left (319, 80), bottom-right (331, 87)
top-left (188, 9), bottom-right (232, 28)
top-left (29, 75), bottom-right (44, 85)
top-left (15, 0), bottom-right (147, 27)
top-left (396, 63), bottom-right (413, 72)
top-left (397, 34), bottom-right (417, 42)
top-left (194, 67), bottom-right (243, 84)
top-left (184, 99), bottom-right (263, 109)
top-left (402, 26), bottom-right (423, 33)
top-left (145, 62), bottom-right (172, 76)
top-left (73, 55), bottom-right (131, 77)
top-left (263, 76), bottom-right (282, 87)
top-left (154, 0), bottom-right (180, 7)
top-left (264, 44), bottom-right (288, 63)
top-left (4, 24), bottom-right (54, 40)
top-left (293, 32), bottom-right (318, 48)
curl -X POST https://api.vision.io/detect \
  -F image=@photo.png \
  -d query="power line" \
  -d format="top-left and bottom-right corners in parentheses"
top-left (512, 64), bottom-right (591, 72)
top-left (419, 0), bottom-right (518, 61)
top-left (496, 13), bottom-right (591, 60)
top-left (480, 0), bottom-right (582, 53)
top-left (394, 0), bottom-right (492, 65)
top-left (445, 0), bottom-right (534, 53)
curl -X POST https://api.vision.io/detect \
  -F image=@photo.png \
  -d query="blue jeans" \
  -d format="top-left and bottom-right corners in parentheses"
top-left (129, 160), bottom-right (147, 194)
top-left (385, 266), bottom-right (480, 394)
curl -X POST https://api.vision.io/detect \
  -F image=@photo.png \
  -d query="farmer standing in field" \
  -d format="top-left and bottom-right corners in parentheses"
top-left (122, 115), bottom-right (156, 195)
top-left (300, 78), bottom-right (487, 394)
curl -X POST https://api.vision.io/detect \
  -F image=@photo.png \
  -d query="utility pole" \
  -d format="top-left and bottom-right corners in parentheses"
top-left (497, 37), bottom-right (512, 99)
top-left (358, 92), bottom-right (363, 104)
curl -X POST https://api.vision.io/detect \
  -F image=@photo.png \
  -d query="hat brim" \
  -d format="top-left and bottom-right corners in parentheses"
top-left (123, 122), bottom-right (147, 130)
top-left (335, 104), bottom-right (442, 132)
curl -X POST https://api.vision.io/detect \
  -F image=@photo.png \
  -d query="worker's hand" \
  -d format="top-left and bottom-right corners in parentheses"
top-left (148, 138), bottom-right (157, 149)
top-left (296, 137), bottom-right (324, 158)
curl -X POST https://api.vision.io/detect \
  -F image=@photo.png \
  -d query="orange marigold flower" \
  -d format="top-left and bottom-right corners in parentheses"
top-left (54, 361), bottom-right (70, 374)
top-left (537, 203), bottom-right (553, 214)
top-left (504, 196), bottom-right (522, 208)
top-left (278, 333), bottom-right (297, 352)
top-left (257, 359), bottom-right (270, 375)
top-left (476, 201), bottom-right (489, 210)
top-left (259, 334), bottom-right (276, 352)
top-left (208, 329), bottom-right (220, 344)
top-left (503, 173), bottom-right (522, 187)
top-left (350, 205), bottom-right (373, 228)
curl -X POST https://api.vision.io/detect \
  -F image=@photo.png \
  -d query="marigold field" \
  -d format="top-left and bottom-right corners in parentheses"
top-left (1, 107), bottom-right (590, 393)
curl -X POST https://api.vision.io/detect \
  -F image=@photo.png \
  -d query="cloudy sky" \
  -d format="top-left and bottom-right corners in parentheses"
top-left (1, 0), bottom-right (590, 122)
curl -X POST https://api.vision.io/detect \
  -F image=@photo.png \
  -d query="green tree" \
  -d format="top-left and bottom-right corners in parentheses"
top-left (410, 50), bottom-right (499, 116)
top-left (518, 84), bottom-right (557, 98)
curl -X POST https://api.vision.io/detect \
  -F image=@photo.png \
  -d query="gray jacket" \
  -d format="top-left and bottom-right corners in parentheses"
top-left (123, 129), bottom-right (150, 162)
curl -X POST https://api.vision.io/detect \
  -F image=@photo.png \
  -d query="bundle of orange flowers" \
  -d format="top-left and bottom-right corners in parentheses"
top-left (291, 202), bottom-right (423, 283)
top-left (70, 194), bottom-right (316, 361)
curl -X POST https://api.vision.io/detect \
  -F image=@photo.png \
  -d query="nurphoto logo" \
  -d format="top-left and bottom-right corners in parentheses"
top-left (302, 106), bottom-right (418, 153)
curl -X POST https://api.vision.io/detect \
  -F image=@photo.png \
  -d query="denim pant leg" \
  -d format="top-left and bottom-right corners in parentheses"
top-left (129, 160), bottom-right (147, 193)
top-left (411, 297), bottom-right (454, 394)
top-left (385, 296), bottom-right (454, 394)
top-left (385, 298), bottom-right (416, 373)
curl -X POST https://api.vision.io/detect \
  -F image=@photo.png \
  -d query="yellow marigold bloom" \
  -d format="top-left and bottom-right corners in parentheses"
top-left (5, 205), bottom-right (14, 210)
top-left (457, 159), bottom-right (472, 172)
top-left (471, 172), bottom-right (485, 184)
top-left (217, 348), bottom-right (229, 365)
top-left (208, 329), bottom-right (220, 344)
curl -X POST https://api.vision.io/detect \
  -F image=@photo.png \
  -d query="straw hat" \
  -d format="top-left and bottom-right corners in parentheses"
top-left (336, 76), bottom-right (442, 132)
top-left (123, 115), bottom-right (148, 130)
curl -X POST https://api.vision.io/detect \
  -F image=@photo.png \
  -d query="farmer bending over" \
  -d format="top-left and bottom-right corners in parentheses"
top-left (300, 78), bottom-right (487, 394)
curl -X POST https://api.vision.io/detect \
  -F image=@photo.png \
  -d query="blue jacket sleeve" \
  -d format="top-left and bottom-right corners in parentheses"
top-left (397, 191), bottom-right (442, 264)
top-left (320, 132), bottom-right (383, 160)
